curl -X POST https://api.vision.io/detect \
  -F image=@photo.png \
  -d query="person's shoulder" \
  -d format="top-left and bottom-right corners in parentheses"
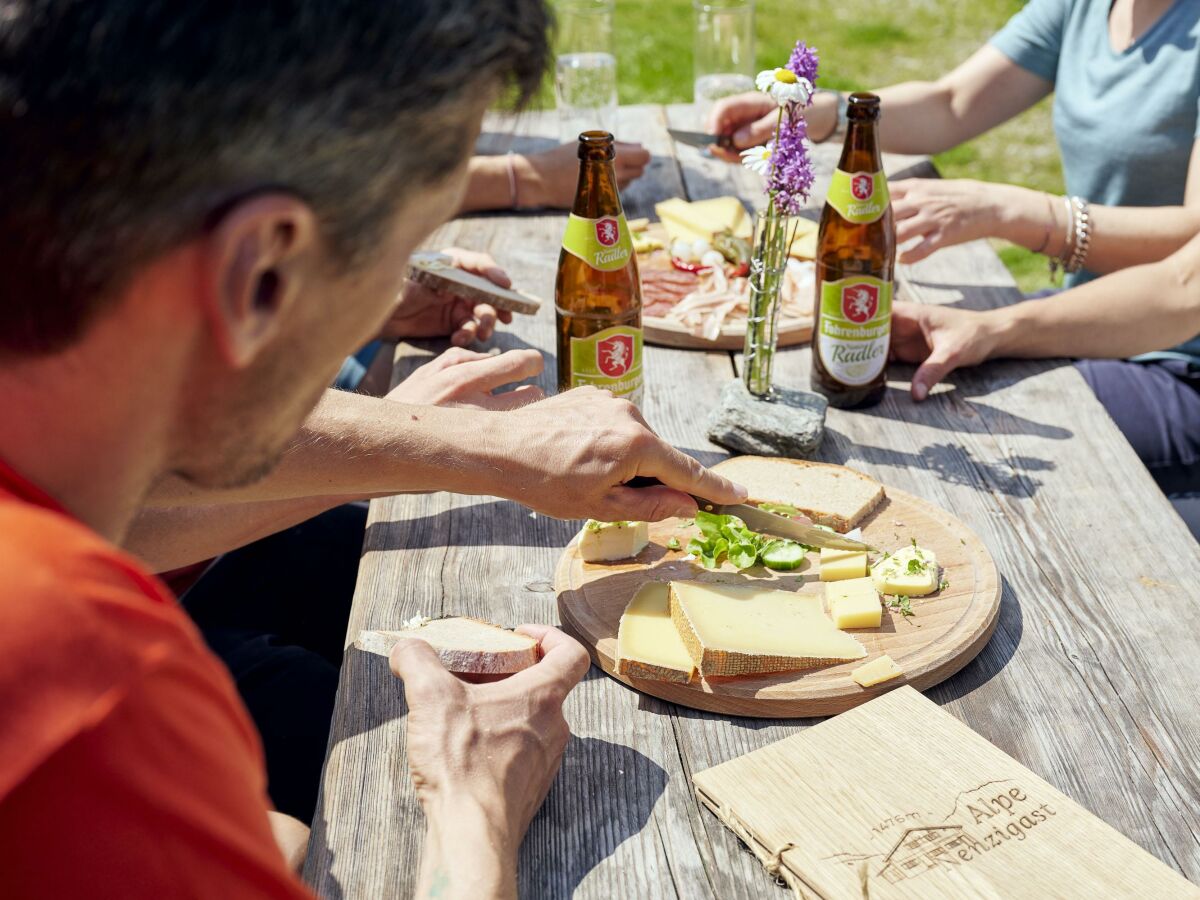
top-left (0, 498), bottom-right (206, 796)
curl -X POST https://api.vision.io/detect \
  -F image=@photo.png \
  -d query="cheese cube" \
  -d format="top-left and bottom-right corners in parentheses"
top-left (851, 654), bottom-right (904, 687)
top-left (826, 578), bottom-right (882, 629)
top-left (819, 547), bottom-right (868, 582)
top-left (579, 520), bottom-right (649, 562)
top-left (871, 545), bottom-right (939, 596)
top-left (617, 583), bottom-right (695, 683)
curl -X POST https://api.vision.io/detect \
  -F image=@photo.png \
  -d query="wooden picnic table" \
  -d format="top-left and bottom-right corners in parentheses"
top-left (303, 105), bottom-right (1200, 898)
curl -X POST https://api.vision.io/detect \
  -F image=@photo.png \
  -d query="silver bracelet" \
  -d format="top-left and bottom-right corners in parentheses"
top-left (1049, 195), bottom-right (1074, 284)
top-left (506, 151), bottom-right (520, 209)
top-left (1065, 196), bottom-right (1091, 274)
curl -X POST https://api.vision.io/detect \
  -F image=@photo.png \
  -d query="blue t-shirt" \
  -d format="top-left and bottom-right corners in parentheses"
top-left (991, 0), bottom-right (1200, 363)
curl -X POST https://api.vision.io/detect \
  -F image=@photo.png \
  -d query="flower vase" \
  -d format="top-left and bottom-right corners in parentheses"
top-left (742, 208), bottom-right (799, 397)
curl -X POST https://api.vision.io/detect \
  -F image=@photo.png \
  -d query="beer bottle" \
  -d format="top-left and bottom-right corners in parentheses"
top-left (811, 93), bottom-right (895, 409)
top-left (556, 131), bottom-right (644, 405)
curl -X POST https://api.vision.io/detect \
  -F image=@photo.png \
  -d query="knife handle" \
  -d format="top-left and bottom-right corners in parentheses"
top-left (623, 476), bottom-right (717, 512)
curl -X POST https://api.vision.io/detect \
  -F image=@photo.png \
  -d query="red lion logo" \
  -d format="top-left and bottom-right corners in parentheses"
top-left (842, 282), bottom-right (878, 323)
top-left (595, 217), bottom-right (620, 247)
top-left (851, 173), bottom-right (874, 201)
top-left (597, 333), bottom-right (633, 377)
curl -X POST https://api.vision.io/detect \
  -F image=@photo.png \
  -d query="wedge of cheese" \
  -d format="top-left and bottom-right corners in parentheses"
top-left (788, 218), bottom-right (819, 259)
top-left (826, 577), bottom-right (882, 629)
top-left (668, 581), bottom-right (866, 677)
top-left (819, 547), bottom-right (868, 582)
top-left (655, 196), bottom-right (752, 245)
top-left (579, 520), bottom-right (649, 562)
top-left (616, 583), bottom-right (696, 683)
top-left (871, 544), bottom-right (939, 596)
top-left (851, 654), bottom-right (904, 687)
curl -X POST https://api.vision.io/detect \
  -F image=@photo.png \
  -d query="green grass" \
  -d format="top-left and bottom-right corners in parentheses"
top-left (550, 0), bottom-right (1062, 292)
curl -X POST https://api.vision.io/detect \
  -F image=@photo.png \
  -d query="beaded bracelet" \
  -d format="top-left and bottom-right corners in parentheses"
top-left (1065, 196), bottom-right (1091, 274)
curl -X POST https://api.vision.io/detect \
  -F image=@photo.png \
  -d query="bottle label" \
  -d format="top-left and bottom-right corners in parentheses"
top-left (568, 325), bottom-right (644, 402)
top-left (562, 213), bottom-right (634, 272)
top-left (816, 275), bottom-right (892, 386)
top-left (826, 168), bottom-right (890, 224)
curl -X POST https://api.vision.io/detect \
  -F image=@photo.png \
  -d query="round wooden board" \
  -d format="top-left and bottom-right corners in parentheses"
top-left (554, 481), bottom-right (1000, 718)
top-left (643, 314), bottom-right (813, 351)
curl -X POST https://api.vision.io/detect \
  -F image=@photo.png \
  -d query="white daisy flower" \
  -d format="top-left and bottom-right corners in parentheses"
top-left (740, 144), bottom-right (773, 176)
top-left (755, 67), bottom-right (813, 105)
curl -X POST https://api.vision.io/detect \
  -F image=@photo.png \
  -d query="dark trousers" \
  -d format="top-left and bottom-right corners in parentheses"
top-left (1076, 358), bottom-right (1200, 537)
top-left (181, 503), bottom-right (366, 823)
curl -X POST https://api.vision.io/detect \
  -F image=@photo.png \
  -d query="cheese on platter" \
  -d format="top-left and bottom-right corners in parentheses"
top-left (851, 654), bottom-right (903, 687)
top-left (616, 583), bottom-right (696, 683)
top-left (826, 577), bottom-right (883, 629)
top-left (819, 547), bottom-right (868, 582)
top-left (668, 581), bottom-right (866, 677)
top-left (579, 519), bottom-right (649, 562)
top-left (872, 543), bottom-right (940, 595)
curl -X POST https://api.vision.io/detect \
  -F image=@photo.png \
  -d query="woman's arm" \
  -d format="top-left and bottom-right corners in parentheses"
top-left (458, 143), bottom-right (650, 212)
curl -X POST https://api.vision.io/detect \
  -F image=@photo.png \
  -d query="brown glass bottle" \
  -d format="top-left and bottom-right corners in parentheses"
top-left (810, 93), bottom-right (896, 409)
top-left (555, 131), bottom-right (644, 405)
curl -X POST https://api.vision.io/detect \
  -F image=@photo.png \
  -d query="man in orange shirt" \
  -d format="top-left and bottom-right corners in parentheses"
top-left (0, 2), bottom-right (746, 896)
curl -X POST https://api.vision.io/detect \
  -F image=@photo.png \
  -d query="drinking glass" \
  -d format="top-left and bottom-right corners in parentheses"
top-left (693, 0), bottom-right (755, 119)
top-left (555, 0), bottom-right (618, 142)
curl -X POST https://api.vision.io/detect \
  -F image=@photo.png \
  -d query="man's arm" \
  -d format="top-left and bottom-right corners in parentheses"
top-left (892, 230), bottom-right (1200, 399)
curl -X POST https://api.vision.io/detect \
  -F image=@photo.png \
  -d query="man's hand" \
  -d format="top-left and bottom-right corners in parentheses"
top-left (705, 91), bottom-right (780, 162)
top-left (386, 347), bottom-right (545, 409)
top-left (516, 141), bottom-right (651, 208)
top-left (495, 387), bottom-right (747, 521)
top-left (382, 248), bottom-right (514, 346)
top-left (393, 625), bottom-right (591, 900)
top-left (891, 301), bottom-right (1003, 400)
top-left (892, 179), bottom-right (1008, 263)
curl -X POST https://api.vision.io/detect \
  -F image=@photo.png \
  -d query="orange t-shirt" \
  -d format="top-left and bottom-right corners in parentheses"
top-left (0, 458), bottom-right (311, 898)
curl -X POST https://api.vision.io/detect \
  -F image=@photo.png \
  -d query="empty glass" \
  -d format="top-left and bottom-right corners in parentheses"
top-left (693, 0), bottom-right (755, 119)
top-left (555, 0), bottom-right (618, 142)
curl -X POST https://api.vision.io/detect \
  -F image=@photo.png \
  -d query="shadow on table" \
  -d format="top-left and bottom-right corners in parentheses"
top-left (821, 426), bottom-right (1056, 499)
top-left (519, 736), bottom-right (667, 900)
top-left (898, 278), bottom-right (1024, 310)
top-left (931, 573), bottom-right (1023, 705)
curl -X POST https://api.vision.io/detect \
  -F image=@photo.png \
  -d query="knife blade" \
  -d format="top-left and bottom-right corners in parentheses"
top-left (667, 128), bottom-right (735, 151)
top-left (622, 476), bottom-right (875, 551)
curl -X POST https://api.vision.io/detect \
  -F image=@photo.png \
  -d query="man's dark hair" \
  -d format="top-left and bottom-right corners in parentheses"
top-left (0, 0), bottom-right (551, 356)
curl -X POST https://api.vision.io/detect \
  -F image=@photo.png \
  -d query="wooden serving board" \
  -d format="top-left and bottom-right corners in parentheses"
top-left (693, 687), bottom-right (1200, 898)
top-left (643, 313), bottom-right (813, 351)
top-left (554, 476), bottom-right (1000, 718)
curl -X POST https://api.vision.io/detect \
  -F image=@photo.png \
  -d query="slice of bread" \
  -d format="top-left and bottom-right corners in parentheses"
top-left (356, 616), bottom-right (539, 674)
top-left (712, 456), bottom-right (885, 533)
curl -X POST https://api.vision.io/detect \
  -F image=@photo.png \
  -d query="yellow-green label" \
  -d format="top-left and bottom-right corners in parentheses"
top-left (816, 275), bottom-right (892, 386)
top-left (562, 213), bottom-right (634, 272)
top-left (568, 325), bottom-right (643, 402)
top-left (826, 168), bottom-right (890, 224)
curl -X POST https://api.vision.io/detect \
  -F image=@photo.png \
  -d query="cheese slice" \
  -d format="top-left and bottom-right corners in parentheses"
top-left (871, 544), bottom-right (939, 596)
top-left (826, 577), bottom-right (882, 629)
top-left (819, 547), bottom-right (868, 582)
top-left (579, 520), bottom-right (649, 562)
top-left (655, 196), bottom-right (752, 244)
top-left (851, 654), bottom-right (904, 687)
top-left (668, 581), bottom-right (866, 677)
top-left (788, 218), bottom-right (819, 259)
top-left (616, 583), bottom-right (696, 683)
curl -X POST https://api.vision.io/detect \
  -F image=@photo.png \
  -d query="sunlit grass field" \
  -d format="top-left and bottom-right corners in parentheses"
top-left (555, 0), bottom-right (1061, 292)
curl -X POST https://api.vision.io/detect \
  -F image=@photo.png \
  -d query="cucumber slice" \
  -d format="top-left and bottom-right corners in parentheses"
top-left (761, 540), bottom-right (807, 571)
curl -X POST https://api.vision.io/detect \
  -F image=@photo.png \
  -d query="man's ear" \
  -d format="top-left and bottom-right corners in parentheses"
top-left (199, 193), bottom-right (319, 369)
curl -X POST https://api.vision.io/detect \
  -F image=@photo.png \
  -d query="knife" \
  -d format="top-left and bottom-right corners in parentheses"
top-left (667, 128), bottom-right (736, 152)
top-left (623, 476), bottom-right (875, 552)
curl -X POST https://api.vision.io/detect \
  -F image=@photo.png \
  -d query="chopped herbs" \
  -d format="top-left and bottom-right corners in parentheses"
top-left (667, 536), bottom-right (681, 550)
top-left (685, 510), bottom-right (806, 571)
top-left (906, 558), bottom-right (925, 575)
top-left (883, 594), bottom-right (914, 617)
top-left (938, 578), bottom-right (950, 592)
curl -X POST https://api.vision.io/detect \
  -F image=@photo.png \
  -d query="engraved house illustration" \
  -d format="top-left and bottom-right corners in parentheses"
top-left (877, 825), bottom-right (968, 883)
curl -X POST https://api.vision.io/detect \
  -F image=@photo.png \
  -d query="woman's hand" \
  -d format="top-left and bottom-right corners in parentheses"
top-left (704, 91), bottom-right (779, 162)
top-left (891, 178), bottom-right (1015, 263)
top-left (383, 248), bottom-right (514, 346)
top-left (385, 347), bottom-right (544, 409)
top-left (891, 301), bottom-right (1005, 400)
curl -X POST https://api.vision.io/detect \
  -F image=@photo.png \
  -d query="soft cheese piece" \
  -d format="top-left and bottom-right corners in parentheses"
top-left (851, 654), bottom-right (904, 687)
top-left (819, 547), bottom-right (868, 582)
top-left (668, 581), bottom-right (866, 677)
top-left (617, 583), bottom-right (696, 683)
top-left (355, 617), bottom-right (539, 674)
top-left (826, 577), bottom-right (882, 629)
top-left (578, 520), bottom-right (649, 562)
top-left (871, 544), bottom-right (939, 596)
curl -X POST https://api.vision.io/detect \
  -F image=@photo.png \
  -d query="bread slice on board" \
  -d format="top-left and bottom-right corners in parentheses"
top-left (711, 456), bottom-right (884, 532)
top-left (356, 617), bottom-right (539, 674)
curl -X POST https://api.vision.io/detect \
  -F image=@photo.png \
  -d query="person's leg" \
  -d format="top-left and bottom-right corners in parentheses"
top-left (181, 503), bottom-right (368, 820)
top-left (1075, 358), bottom-right (1200, 536)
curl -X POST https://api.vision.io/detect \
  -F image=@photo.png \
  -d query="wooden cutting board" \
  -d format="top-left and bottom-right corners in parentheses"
top-left (692, 686), bottom-right (1200, 898)
top-left (554, 467), bottom-right (1000, 717)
